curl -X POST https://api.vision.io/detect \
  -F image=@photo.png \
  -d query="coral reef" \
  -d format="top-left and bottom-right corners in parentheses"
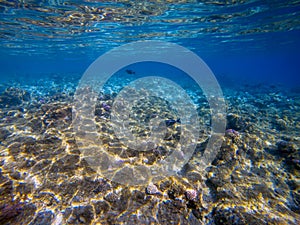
top-left (0, 78), bottom-right (299, 224)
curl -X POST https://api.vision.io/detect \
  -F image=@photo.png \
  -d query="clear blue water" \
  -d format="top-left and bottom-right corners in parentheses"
top-left (0, 0), bottom-right (299, 87)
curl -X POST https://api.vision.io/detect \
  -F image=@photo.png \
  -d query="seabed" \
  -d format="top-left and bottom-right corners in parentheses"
top-left (0, 75), bottom-right (299, 225)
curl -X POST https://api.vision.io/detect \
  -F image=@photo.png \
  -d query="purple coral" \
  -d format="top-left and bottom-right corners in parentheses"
top-left (185, 189), bottom-right (197, 201)
top-left (102, 102), bottom-right (111, 111)
top-left (226, 129), bottom-right (239, 136)
top-left (225, 129), bottom-right (240, 140)
top-left (146, 184), bottom-right (159, 195)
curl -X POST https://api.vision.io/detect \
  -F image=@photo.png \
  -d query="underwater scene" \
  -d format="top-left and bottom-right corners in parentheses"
top-left (0, 0), bottom-right (300, 224)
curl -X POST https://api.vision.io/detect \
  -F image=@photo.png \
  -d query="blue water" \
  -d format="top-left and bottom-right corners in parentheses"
top-left (0, 0), bottom-right (299, 88)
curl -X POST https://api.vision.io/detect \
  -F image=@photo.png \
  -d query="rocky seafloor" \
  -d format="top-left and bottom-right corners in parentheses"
top-left (0, 75), bottom-right (299, 225)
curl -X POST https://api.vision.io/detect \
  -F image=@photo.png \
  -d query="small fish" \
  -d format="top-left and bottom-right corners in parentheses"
top-left (125, 69), bottom-right (135, 74)
top-left (165, 118), bottom-right (181, 127)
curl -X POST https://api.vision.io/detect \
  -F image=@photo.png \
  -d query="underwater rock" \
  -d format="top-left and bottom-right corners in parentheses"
top-left (290, 191), bottom-right (300, 213)
top-left (273, 118), bottom-right (288, 131)
top-left (92, 179), bottom-right (111, 194)
top-left (93, 200), bottom-right (110, 215)
top-left (28, 118), bottom-right (43, 133)
top-left (167, 184), bottom-right (185, 199)
top-left (0, 128), bottom-right (10, 142)
top-left (157, 200), bottom-right (189, 225)
top-left (189, 210), bottom-right (203, 224)
top-left (205, 166), bottom-right (233, 199)
top-left (212, 206), bottom-right (265, 225)
top-left (226, 113), bottom-right (247, 131)
top-left (185, 171), bottom-right (203, 184)
top-left (225, 129), bottom-right (240, 143)
top-left (131, 190), bottom-right (150, 205)
top-left (16, 182), bottom-right (33, 196)
top-left (212, 138), bottom-right (237, 166)
top-left (0, 201), bottom-right (24, 224)
top-left (104, 192), bottom-right (119, 203)
top-left (42, 104), bottom-right (72, 127)
top-left (6, 87), bottom-right (31, 101)
top-left (276, 140), bottom-right (297, 154)
top-left (103, 189), bottom-right (130, 213)
top-left (117, 188), bottom-right (131, 212)
top-left (31, 210), bottom-right (54, 225)
top-left (68, 205), bottom-right (94, 225)
top-left (0, 87), bottom-right (30, 107)
top-left (51, 92), bottom-right (71, 102)
top-left (0, 94), bottom-right (22, 107)
top-left (117, 213), bottom-right (141, 224)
